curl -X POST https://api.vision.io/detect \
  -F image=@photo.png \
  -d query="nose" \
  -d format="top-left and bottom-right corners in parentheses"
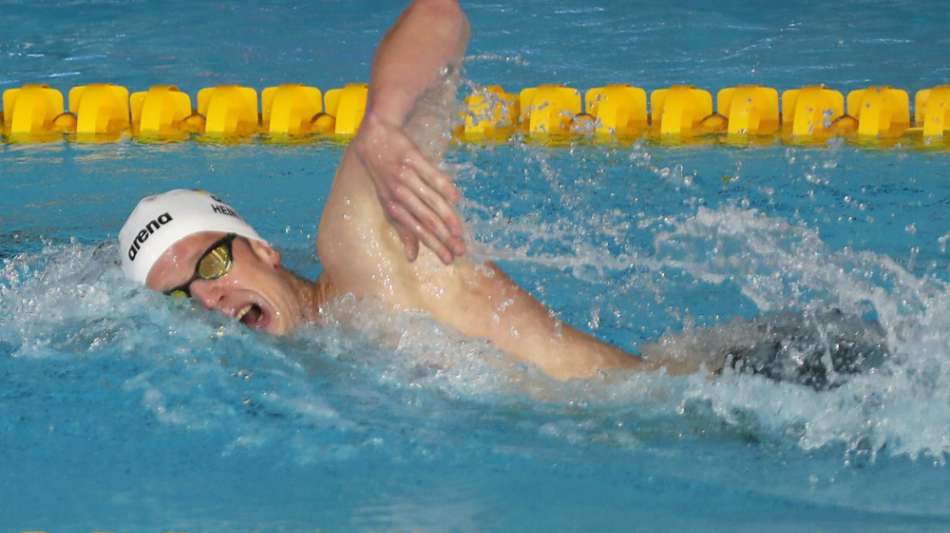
top-left (189, 280), bottom-right (224, 311)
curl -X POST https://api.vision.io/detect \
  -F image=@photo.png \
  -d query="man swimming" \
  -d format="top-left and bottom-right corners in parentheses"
top-left (119, 0), bottom-right (887, 386)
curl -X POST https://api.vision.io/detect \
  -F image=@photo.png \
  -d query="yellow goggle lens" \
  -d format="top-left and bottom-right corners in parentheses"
top-left (196, 243), bottom-right (232, 280)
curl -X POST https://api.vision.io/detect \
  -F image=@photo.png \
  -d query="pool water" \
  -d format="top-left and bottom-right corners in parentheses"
top-left (3, 1), bottom-right (950, 531)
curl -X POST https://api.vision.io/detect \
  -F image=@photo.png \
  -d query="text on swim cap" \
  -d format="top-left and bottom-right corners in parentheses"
top-left (128, 213), bottom-right (173, 261)
top-left (211, 203), bottom-right (238, 217)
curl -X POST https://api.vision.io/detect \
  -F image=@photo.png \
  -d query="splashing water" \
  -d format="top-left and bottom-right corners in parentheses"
top-left (3, 137), bottom-right (950, 529)
top-left (4, 177), bottom-right (949, 467)
top-left (4, 0), bottom-right (950, 528)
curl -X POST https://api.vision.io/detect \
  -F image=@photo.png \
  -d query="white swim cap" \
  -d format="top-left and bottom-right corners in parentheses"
top-left (118, 189), bottom-right (264, 285)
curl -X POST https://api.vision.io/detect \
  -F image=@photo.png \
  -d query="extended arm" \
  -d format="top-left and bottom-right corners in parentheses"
top-left (352, 0), bottom-right (470, 264)
top-left (318, 2), bottom-right (708, 382)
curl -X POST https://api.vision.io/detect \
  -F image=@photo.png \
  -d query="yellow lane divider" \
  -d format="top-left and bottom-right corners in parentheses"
top-left (2, 82), bottom-right (949, 145)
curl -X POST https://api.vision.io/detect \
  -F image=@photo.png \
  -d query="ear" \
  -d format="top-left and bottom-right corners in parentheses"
top-left (246, 238), bottom-right (282, 269)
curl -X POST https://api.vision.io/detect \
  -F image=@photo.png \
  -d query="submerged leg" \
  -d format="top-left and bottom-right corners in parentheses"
top-left (722, 308), bottom-right (890, 390)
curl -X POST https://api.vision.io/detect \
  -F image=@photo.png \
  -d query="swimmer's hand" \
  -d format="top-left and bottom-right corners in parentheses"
top-left (353, 111), bottom-right (466, 265)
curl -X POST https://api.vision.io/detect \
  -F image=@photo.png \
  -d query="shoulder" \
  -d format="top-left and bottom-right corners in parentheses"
top-left (316, 147), bottom-right (416, 304)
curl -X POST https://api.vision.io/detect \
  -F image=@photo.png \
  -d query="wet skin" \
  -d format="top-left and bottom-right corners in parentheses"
top-left (139, 0), bottom-right (709, 381)
top-left (146, 231), bottom-right (326, 336)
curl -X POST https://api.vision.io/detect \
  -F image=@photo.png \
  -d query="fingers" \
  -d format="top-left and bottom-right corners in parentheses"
top-left (386, 202), bottom-right (455, 265)
top-left (365, 126), bottom-right (467, 263)
top-left (395, 174), bottom-right (465, 256)
top-left (391, 183), bottom-right (461, 258)
top-left (414, 222), bottom-right (457, 266)
top-left (408, 153), bottom-right (461, 205)
top-left (406, 158), bottom-right (465, 240)
top-left (395, 224), bottom-right (419, 262)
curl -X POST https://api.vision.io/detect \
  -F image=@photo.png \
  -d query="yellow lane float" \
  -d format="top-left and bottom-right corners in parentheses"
top-left (915, 85), bottom-right (950, 139)
top-left (4, 82), bottom-right (950, 147)
top-left (324, 83), bottom-right (368, 136)
top-left (781, 85), bottom-right (844, 138)
top-left (519, 84), bottom-right (581, 137)
top-left (462, 84), bottom-right (519, 140)
top-left (847, 86), bottom-right (909, 138)
top-left (585, 84), bottom-right (647, 139)
top-left (131, 85), bottom-right (192, 137)
top-left (262, 84), bottom-right (323, 136)
top-left (70, 83), bottom-right (131, 139)
top-left (650, 85), bottom-right (713, 136)
top-left (717, 85), bottom-right (779, 136)
top-left (197, 85), bottom-right (258, 136)
top-left (2, 83), bottom-right (64, 138)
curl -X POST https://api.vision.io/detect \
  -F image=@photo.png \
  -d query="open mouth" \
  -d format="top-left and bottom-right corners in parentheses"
top-left (236, 303), bottom-right (265, 328)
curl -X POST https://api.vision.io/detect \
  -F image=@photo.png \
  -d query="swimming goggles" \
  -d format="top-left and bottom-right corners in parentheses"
top-left (164, 233), bottom-right (237, 298)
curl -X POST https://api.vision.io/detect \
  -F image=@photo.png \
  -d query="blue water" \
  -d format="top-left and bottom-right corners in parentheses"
top-left (3, 1), bottom-right (950, 531)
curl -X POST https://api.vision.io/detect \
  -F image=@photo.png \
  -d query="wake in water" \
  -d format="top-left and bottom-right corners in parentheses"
top-left (457, 157), bottom-right (950, 462)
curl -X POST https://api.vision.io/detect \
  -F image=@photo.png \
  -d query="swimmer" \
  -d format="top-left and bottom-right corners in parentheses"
top-left (119, 0), bottom-right (887, 385)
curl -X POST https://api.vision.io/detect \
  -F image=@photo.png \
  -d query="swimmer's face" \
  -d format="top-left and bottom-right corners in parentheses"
top-left (146, 232), bottom-right (303, 335)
